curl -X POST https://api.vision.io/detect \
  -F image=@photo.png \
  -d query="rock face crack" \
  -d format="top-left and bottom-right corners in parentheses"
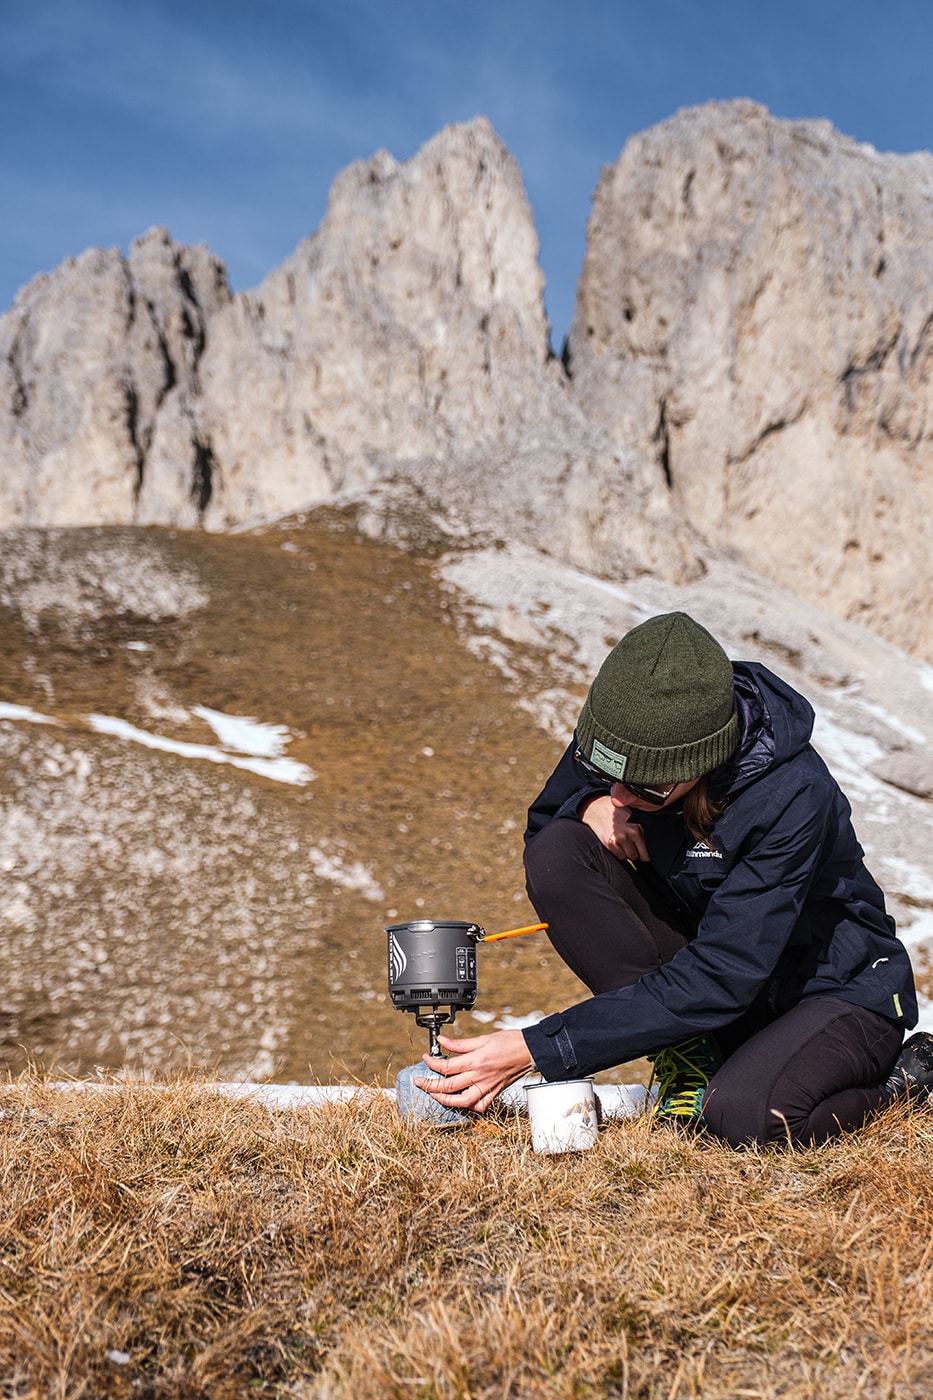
top-left (7, 337), bottom-right (28, 418)
top-left (728, 402), bottom-right (809, 466)
top-left (191, 437), bottom-right (215, 514)
top-left (152, 310), bottom-right (178, 409)
top-left (654, 397), bottom-right (673, 488)
top-left (175, 258), bottom-right (207, 364)
top-left (842, 339), bottom-right (896, 386)
top-left (841, 334), bottom-right (899, 421)
top-left (910, 314), bottom-right (933, 372)
top-left (125, 383), bottom-right (145, 497)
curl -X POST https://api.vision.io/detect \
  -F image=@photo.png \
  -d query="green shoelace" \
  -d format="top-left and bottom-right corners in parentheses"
top-left (647, 1034), bottom-right (723, 1124)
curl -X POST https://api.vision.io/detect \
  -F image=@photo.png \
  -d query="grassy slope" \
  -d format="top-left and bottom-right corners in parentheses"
top-left (0, 517), bottom-right (589, 1083)
top-left (2, 1080), bottom-right (932, 1399)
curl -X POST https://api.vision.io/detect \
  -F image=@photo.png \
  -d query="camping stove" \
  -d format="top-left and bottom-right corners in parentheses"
top-left (386, 917), bottom-right (548, 1057)
top-left (386, 919), bottom-right (482, 1057)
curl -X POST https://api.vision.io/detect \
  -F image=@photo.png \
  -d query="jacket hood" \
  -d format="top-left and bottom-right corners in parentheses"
top-left (713, 662), bottom-right (815, 796)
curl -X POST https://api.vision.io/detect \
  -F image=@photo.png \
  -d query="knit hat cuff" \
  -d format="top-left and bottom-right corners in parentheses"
top-left (577, 703), bottom-right (740, 786)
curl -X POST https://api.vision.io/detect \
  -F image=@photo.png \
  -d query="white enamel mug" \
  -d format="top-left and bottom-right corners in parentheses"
top-left (525, 1077), bottom-right (600, 1154)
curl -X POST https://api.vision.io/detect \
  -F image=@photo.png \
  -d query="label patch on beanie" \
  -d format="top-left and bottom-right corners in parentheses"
top-left (590, 738), bottom-right (628, 781)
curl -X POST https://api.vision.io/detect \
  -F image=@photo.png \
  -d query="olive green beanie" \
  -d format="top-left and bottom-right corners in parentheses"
top-left (576, 613), bottom-right (739, 786)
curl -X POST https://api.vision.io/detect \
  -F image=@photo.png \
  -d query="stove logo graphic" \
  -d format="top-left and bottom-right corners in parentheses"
top-left (388, 932), bottom-right (408, 983)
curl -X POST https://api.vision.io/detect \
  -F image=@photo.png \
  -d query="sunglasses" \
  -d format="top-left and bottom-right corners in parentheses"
top-left (574, 749), bottom-right (679, 806)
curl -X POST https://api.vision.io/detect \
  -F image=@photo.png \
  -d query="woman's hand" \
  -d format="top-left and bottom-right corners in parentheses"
top-left (580, 793), bottom-right (649, 861)
top-left (415, 1030), bottom-right (534, 1114)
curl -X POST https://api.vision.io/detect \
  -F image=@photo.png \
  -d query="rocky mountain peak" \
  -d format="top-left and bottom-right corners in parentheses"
top-left (568, 100), bottom-right (933, 654)
top-left (3, 103), bottom-right (933, 658)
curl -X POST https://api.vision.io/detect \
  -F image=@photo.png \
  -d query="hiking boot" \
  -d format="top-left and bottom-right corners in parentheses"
top-left (647, 1034), bottom-right (723, 1128)
top-left (883, 1032), bottom-right (933, 1105)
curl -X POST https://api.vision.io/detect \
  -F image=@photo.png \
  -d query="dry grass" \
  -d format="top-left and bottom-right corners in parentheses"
top-left (1, 1078), bottom-right (932, 1399)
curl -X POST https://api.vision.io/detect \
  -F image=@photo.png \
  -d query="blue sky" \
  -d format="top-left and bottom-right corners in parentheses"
top-left (3, 0), bottom-right (933, 343)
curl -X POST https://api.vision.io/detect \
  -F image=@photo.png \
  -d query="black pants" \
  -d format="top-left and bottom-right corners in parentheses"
top-left (524, 818), bottom-right (903, 1147)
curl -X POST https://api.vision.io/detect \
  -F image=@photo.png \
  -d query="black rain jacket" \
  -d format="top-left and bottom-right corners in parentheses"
top-left (522, 662), bottom-right (918, 1081)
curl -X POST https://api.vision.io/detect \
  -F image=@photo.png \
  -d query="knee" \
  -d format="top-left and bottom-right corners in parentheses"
top-left (700, 1081), bottom-right (747, 1147)
top-left (702, 1080), bottom-right (806, 1149)
top-left (523, 819), bottom-right (593, 902)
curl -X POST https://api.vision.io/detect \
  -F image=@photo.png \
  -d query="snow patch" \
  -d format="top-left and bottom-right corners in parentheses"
top-left (86, 713), bottom-right (316, 786)
top-left (1, 698), bottom-right (316, 785)
top-left (494, 1011), bottom-right (548, 1031)
top-left (37, 1078), bottom-right (650, 1118)
top-left (880, 858), bottom-right (933, 907)
top-left (850, 697), bottom-right (927, 746)
top-left (0, 701), bottom-right (60, 726)
top-left (192, 705), bottom-right (293, 759)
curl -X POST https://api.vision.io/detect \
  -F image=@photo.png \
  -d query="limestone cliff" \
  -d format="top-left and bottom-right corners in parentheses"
top-left (3, 105), bottom-right (933, 655)
top-left (0, 118), bottom-right (696, 585)
top-left (0, 229), bottom-right (230, 527)
top-left (568, 100), bottom-right (933, 653)
top-left (199, 117), bottom-right (551, 522)
top-left (194, 117), bottom-right (695, 583)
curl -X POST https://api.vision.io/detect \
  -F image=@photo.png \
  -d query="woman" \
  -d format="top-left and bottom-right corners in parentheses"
top-left (416, 611), bottom-right (933, 1147)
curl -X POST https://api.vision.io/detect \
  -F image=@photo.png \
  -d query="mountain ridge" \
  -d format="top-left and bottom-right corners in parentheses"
top-left (2, 102), bottom-right (933, 661)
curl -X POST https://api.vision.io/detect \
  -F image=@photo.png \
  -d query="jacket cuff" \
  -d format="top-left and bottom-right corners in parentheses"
top-left (522, 1014), bottom-right (578, 1080)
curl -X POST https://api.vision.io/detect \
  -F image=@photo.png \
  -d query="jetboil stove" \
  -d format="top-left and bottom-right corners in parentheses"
top-left (386, 917), bottom-right (546, 1056)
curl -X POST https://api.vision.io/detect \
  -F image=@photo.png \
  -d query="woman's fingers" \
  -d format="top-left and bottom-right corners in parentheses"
top-left (580, 793), bottom-right (649, 860)
top-left (415, 1066), bottom-right (486, 1109)
top-left (414, 1031), bottom-right (532, 1112)
top-left (616, 823), bottom-right (648, 861)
